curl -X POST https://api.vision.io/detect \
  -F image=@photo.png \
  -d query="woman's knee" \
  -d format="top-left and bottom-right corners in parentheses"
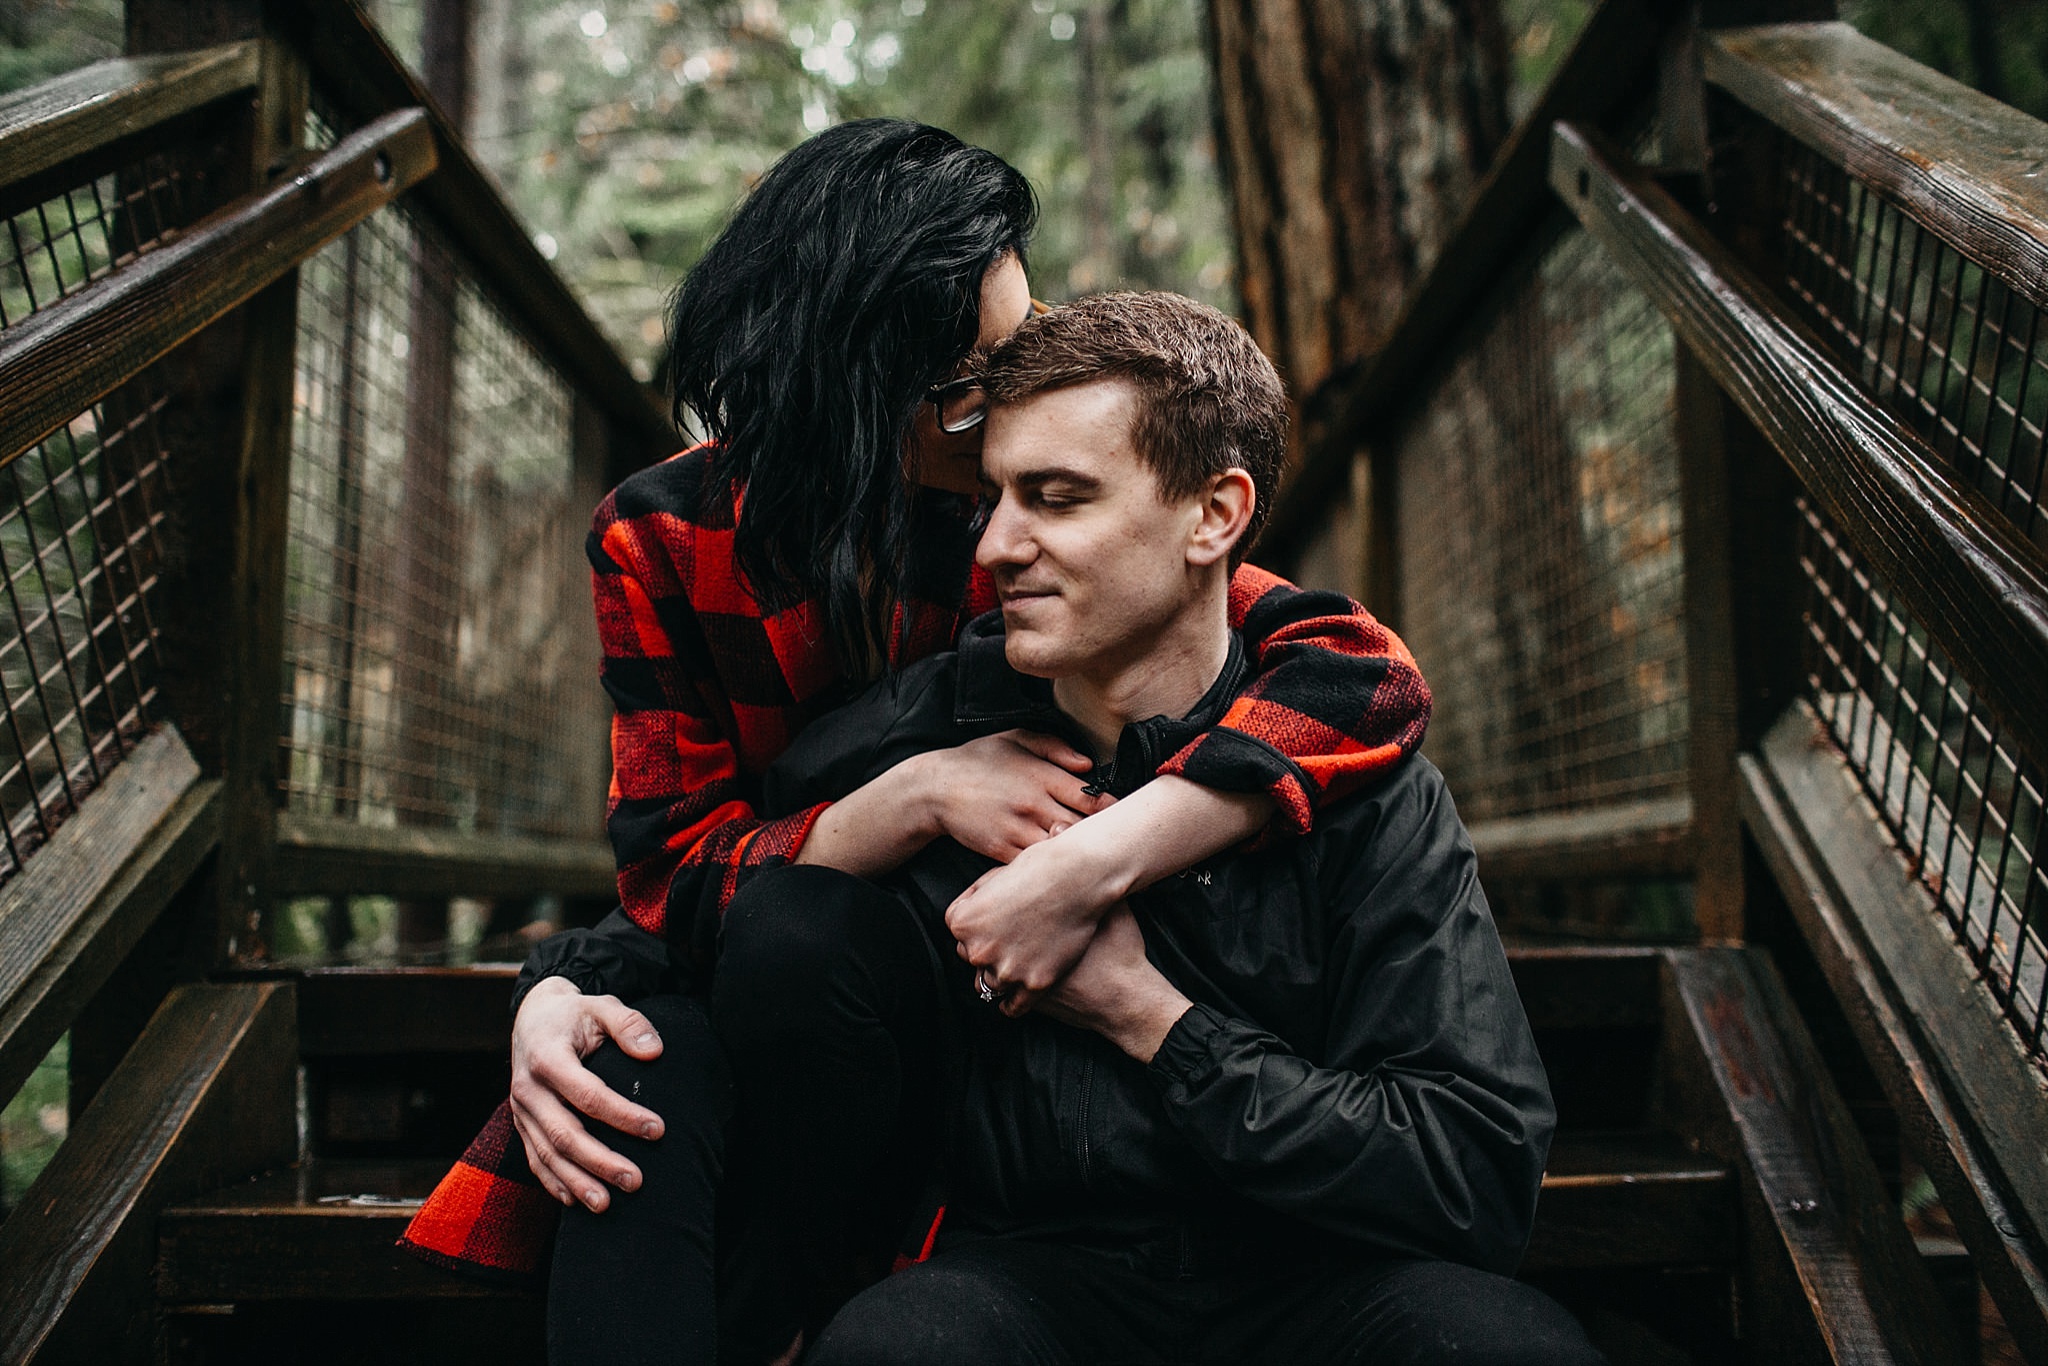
top-left (714, 866), bottom-right (914, 1018)
top-left (581, 993), bottom-right (731, 1139)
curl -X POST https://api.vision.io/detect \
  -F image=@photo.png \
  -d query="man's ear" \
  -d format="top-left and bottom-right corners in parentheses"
top-left (1186, 468), bottom-right (1256, 569)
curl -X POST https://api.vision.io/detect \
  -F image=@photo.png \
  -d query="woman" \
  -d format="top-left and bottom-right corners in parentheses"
top-left (402, 119), bottom-right (1430, 1364)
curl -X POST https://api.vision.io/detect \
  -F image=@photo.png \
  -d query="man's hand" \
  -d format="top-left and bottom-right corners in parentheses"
top-left (947, 813), bottom-right (1132, 1016)
top-left (947, 777), bottom-right (1270, 1016)
top-left (1036, 905), bottom-right (1191, 1063)
top-left (508, 976), bottom-right (667, 1213)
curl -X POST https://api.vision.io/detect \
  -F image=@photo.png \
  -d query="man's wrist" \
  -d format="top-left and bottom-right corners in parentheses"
top-left (1106, 985), bottom-right (1192, 1064)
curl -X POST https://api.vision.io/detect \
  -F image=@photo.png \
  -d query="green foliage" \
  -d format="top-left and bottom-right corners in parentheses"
top-left (0, 0), bottom-right (122, 95)
top-left (367, 0), bottom-right (1240, 379)
top-left (1843, 0), bottom-right (2048, 120)
top-left (1, 1032), bottom-right (68, 1212)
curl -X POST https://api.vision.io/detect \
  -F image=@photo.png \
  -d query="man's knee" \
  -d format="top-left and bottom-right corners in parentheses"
top-left (1335, 1261), bottom-right (1605, 1366)
top-left (806, 1260), bottom-right (1069, 1366)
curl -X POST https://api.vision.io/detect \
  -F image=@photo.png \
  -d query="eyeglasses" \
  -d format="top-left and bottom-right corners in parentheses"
top-left (926, 376), bottom-right (987, 434)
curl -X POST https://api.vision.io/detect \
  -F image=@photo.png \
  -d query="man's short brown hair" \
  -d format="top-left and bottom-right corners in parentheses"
top-left (979, 291), bottom-right (1287, 563)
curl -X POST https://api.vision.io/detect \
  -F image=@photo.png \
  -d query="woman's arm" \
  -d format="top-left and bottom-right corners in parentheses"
top-left (948, 565), bottom-right (1429, 1009)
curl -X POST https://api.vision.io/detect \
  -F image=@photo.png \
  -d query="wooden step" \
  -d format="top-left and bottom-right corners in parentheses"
top-left (158, 1126), bottom-right (1732, 1309)
top-left (1525, 1130), bottom-right (1735, 1270)
top-left (158, 1159), bottom-right (523, 1305)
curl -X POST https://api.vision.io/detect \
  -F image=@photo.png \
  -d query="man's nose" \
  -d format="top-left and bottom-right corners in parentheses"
top-left (975, 496), bottom-right (1030, 571)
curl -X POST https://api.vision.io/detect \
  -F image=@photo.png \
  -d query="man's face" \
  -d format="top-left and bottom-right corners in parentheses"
top-left (976, 380), bottom-right (1207, 680)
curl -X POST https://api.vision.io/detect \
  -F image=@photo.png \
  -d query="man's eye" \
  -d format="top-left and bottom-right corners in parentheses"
top-left (1036, 493), bottom-right (1079, 511)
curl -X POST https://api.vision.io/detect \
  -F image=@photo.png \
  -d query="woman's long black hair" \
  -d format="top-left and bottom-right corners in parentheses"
top-left (668, 118), bottom-right (1037, 676)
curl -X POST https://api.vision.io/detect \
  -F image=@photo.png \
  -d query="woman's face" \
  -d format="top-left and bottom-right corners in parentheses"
top-left (907, 252), bottom-right (1033, 494)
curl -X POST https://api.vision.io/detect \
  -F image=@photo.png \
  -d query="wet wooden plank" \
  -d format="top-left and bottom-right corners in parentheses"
top-left (1661, 947), bottom-right (1966, 1364)
top-left (1468, 795), bottom-right (1694, 883)
top-left (0, 727), bottom-right (217, 1105)
top-left (1551, 120), bottom-right (2048, 773)
top-left (0, 42), bottom-right (261, 197)
top-left (288, 964), bottom-right (518, 1057)
top-left (271, 813), bottom-right (614, 900)
top-left (159, 1158), bottom-right (532, 1302)
top-left (1526, 1129), bottom-right (1735, 1270)
top-left (1508, 945), bottom-right (1665, 1032)
top-left (1742, 703), bottom-right (2048, 1361)
top-left (0, 106), bottom-right (437, 469)
top-left (0, 981), bottom-right (296, 1365)
top-left (1705, 23), bottom-right (2048, 313)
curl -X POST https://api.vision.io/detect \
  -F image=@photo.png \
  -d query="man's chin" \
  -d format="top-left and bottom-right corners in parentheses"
top-left (1001, 632), bottom-right (1070, 680)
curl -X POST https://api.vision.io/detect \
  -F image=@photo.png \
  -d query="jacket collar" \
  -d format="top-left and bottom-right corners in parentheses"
top-left (952, 610), bottom-right (1250, 800)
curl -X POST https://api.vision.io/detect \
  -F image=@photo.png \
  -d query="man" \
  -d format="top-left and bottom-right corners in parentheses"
top-left (730, 291), bottom-right (1602, 1365)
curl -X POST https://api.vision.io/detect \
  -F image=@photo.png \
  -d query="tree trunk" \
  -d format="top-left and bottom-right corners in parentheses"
top-left (395, 0), bottom-right (472, 949)
top-left (1204, 0), bottom-right (1511, 398)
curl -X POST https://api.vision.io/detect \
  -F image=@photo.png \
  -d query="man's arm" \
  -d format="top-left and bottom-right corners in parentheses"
top-left (1040, 762), bottom-right (1553, 1274)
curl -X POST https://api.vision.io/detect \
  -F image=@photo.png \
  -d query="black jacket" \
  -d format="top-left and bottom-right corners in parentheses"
top-left (755, 614), bottom-right (1554, 1275)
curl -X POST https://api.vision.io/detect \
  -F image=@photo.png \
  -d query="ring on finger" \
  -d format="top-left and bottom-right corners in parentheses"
top-left (975, 970), bottom-right (999, 1004)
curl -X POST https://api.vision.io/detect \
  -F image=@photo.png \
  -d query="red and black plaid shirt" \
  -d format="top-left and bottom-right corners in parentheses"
top-left (401, 444), bottom-right (1431, 1279)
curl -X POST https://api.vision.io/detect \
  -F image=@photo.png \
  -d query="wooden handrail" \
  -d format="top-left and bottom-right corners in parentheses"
top-left (0, 42), bottom-right (261, 200)
top-left (1743, 703), bottom-right (2048, 1361)
top-left (1468, 795), bottom-right (1694, 883)
top-left (0, 727), bottom-right (220, 1110)
top-left (1704, 23), bottom-right (2048, 313)
top-left (0, 106), bottom-right (436, 469)
top-left (272, 812), bottom-right (615, 899)
top-left (264, 0), bottom-right (678, 458)
top-left (1259, 0), bottom-right (1666, 567)
top-left (1550, 121), bottom-right (2048, 772)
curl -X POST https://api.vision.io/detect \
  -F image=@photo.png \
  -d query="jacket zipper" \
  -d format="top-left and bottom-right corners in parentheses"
top-left (1076, 1053), bottom-right (1094, 1184)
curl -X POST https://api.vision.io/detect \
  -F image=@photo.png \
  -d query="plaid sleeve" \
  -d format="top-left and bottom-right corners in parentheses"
top-left (1157, 564), bottom-right (1431, 836)
top-left (590, 487), bottom-right (828, 973)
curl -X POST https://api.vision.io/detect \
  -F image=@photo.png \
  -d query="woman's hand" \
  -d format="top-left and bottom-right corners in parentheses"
top-left (797, 729), bottom-right (1110, 878)
top-left (507, 976), bottom-right (667, 1213)
top-left (1036, 905), bottom-right (1191, 1063)
top-left (947, 814), bottom-right (1129, 1014)
top-left (922, 730), bottom-right (1111, 862)
top-left (948, 776), bottom-right (1272, 1015)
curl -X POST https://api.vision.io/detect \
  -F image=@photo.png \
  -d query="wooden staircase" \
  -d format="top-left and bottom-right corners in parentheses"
top-left (97, 945), bottom-right (1962, 1365)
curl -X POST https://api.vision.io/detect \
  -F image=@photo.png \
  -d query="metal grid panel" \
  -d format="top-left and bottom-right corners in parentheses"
top-left (282, 196), bottom-right (601, 845)
top-left (1800, 497), bottom-right (2046, 1064)
top-left (1, 151), bottom-right (205, 330)
top-left (1395, 218), bottom-right (1688, 824)
top-left (0, 379), bottom-right (175, 882)
top-left (1775, 133), bottom-right (2048, 552)
top-left (0, 150), bottom-right (196, 884)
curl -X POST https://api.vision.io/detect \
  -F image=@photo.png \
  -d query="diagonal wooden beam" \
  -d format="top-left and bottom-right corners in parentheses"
top-left (0, 106), bottom-right (437, 470)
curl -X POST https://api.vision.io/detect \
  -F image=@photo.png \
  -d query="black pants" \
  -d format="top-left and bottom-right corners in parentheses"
top-left (807, 1237), bottom-right (1609, 1366)
top-left (546, 866), bottom-right (945, 1366)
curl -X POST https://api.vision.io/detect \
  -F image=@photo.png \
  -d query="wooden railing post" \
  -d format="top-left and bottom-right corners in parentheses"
top-left (1661, 2), bottom-right (1823, 944)
top-left (121, 0), bottom-right (306, 969)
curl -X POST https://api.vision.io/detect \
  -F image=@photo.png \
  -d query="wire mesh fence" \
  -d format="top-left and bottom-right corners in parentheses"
top-left (1799, 497), bottom-right (2046, 1066)
top-left (1395, 214), bottom-right (1688, 826)
top-left (1773, 131), bottom-right (2048, 554)
top-left (1, 147), bottom-right (210, 331)
top-left (281, 193), bottom-right (604, 852)
top-left (0, 146), bottom-right (202, 887)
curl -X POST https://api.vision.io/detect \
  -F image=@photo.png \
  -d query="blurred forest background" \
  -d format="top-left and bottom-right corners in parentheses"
top-left (4, 0), bottom-right (2044, 385)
